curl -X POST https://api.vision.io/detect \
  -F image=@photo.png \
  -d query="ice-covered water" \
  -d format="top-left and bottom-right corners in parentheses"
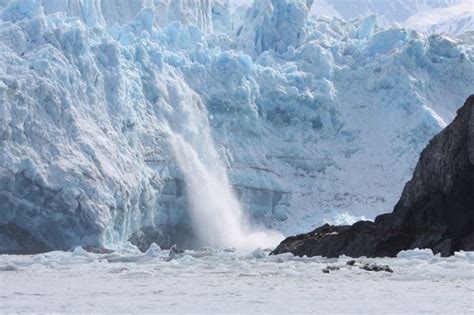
top-left (0, 248), bottom-right (473, 313)
top-left (1, 0), bottom-right (473, 252)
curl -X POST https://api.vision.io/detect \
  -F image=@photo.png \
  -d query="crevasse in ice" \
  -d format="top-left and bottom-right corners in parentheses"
top-left (0, 0), bottom-right (473, 252)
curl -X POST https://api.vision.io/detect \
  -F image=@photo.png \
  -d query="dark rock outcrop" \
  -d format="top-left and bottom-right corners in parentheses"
top-left (272, 95), bottom-right (474, 257)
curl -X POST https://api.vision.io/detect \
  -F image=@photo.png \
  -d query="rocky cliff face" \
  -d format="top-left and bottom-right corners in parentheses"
top-left (272, 95), bottom-right (474, 257)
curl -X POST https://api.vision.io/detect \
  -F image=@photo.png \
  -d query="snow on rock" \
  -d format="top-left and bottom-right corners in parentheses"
top-left (0, 0), bottom-right (473, 252)
top-left (403, 0), bottom-right (474, 36)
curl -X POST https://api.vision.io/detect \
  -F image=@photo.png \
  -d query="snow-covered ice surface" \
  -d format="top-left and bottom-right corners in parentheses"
top-left (0, 248), bottom-right (473, 313)
top-left (404, 0), bottom-right (474, 36)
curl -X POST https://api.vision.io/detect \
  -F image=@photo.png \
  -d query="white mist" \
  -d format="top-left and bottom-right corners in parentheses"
top-left (163, 85), bottom-right (282, 250)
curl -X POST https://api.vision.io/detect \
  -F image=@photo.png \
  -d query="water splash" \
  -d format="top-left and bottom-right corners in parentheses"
top-left (163, 91), bottom-right (282, 250)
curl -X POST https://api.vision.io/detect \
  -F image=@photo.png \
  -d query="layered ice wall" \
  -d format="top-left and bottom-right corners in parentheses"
top-left (1, 0), bottom-right (217, 30)
top-left (0, 0), bottom-right (473, 252)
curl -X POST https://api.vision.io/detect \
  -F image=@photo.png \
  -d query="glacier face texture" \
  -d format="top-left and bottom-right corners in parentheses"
top-left (233, 0), bottom-right (474, 36)
top-left (0, 0), bottom-right (473, 252)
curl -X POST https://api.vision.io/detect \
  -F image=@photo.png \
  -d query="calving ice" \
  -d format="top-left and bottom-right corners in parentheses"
top-left (161, 76), bottom-right (282, 249)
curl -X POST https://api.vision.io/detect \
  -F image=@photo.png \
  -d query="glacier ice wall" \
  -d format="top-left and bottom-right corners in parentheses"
top-left (0, 0), bottom-right (473, 252)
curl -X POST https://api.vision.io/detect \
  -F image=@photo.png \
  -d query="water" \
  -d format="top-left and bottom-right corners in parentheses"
top-left (2, 248), bottom-right (473, 314)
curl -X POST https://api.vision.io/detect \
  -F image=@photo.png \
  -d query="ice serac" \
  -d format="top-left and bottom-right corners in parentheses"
top-left (0, 0), bottom-right (473, 253)
top-left (237, 0), bottom-right (313, 54)
top-left (272, 96), bottom-right (474, 257)
top-left (2, 0), bottom-right (218, 30)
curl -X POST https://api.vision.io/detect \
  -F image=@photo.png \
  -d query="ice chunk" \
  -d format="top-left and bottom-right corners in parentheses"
top-left (72, 247), bottom-right (90, 258)
top-left (356, 15), bottom-right (376, 39)
top-left (251, 247), bottom-right (267, 259)
top-left (365, 28), bottom-right (409, 55)
top-left (238, 0), bottom-right (313, 55)
top-left (145, 243), bottom-right (161, 257)
top-left (396, 248), bottom-right (436, 260)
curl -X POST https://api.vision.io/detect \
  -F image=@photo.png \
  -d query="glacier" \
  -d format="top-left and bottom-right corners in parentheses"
top-left (233, 0), bottom-right (474, 36)
top-left (0, 0), bottom-right (473, 253)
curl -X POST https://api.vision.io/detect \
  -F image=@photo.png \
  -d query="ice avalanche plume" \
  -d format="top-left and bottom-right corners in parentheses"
top-left (0, 0), bottom-right (473, 253)
top-left (161, 79), bottom-right (281, 249)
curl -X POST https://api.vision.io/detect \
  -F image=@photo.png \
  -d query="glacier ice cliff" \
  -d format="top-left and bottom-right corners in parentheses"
top-left (0, 0), bottom-right (473, 253)
top-left (230, 0), bottom-right (474, 36)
